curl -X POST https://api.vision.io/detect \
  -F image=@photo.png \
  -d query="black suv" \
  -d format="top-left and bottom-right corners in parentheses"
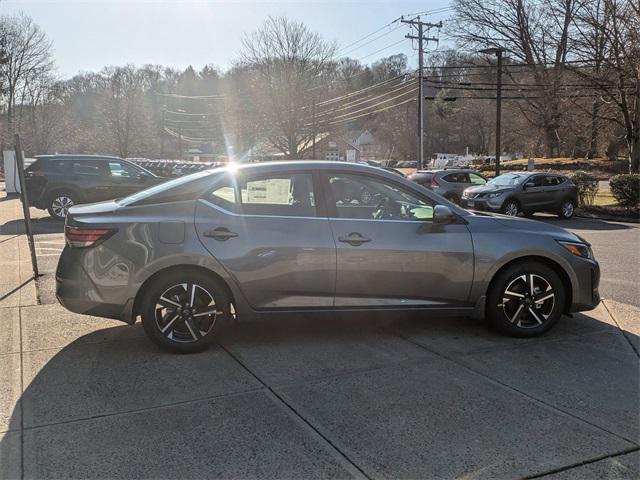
top-left (25, 155), bottom-right (166, 219)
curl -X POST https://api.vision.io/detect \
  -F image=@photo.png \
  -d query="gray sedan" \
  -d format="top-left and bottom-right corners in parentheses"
top-left (56, 161), bottom-right (600, 353)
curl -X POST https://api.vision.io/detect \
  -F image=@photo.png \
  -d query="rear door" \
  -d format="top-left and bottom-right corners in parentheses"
top-left (195, 170), bottom-right (336, 310)
top-left (542, 175), bottom-right (565, 210)
top-left (322, 171), bottom-right (474, 308)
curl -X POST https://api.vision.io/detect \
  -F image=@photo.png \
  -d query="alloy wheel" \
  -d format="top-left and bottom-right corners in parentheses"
top-left (51, 196), bottom-right (74, 218)
top-left (562, 201), bottom-right (574, 218)
top-left (504, 201), bottom-right (519, 216)
top-left (154, 283), bottom-right (221, 343)
top-left (501, 274), bottom-right (555, 328)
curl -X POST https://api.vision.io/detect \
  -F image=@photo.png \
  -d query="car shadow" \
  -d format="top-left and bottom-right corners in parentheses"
top-left (1, 217), bottom-right (63, 235)
top-left (2, 312), bottom-right (637, 478)
top-left (534, 215), bottom-right (635, 231)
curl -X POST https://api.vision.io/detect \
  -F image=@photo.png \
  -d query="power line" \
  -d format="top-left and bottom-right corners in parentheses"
top-left (337, 24), bottom-right (403, 58)
top-left (326, 97), bottom-right (416, 126)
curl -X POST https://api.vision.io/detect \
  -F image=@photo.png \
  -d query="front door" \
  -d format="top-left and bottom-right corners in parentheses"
top-left (519, 174), bottom-right (547, 209)
top-left (322, 172), bottom-right (474, 308)
top-left (195, 171), bottom-right (336, 310)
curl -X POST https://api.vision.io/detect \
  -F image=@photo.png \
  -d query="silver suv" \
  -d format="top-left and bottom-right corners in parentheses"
top-left (56, 161), bottom-right (600, 353)
top-left (408, 168), bottom-right (488, 204)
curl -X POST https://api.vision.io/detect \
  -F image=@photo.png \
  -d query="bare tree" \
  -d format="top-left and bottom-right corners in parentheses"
top-left (449, 0), bottom-right (580, 156)
top-left (0, 13), bottom-right (53, 135)
top-left (100, 65), bottom-right (148, 158)
top-left (241, 16), bottom-right (336, 158)
top-left (571, 0), bottom-right (640, 172)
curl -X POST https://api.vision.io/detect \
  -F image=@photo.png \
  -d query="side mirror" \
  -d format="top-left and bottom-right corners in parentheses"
top-left (524, 181), bottom-right (535, 189)
top-left (433, 205), bottom-right (455, 225)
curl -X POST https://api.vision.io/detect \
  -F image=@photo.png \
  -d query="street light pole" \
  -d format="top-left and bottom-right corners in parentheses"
top-left (479, 47), bottom-right (505, 176)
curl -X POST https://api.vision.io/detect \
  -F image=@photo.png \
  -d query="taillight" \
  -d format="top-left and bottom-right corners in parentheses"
top-left (65, 226), bottom-right (115, 248)
top-left (431, 176), bottom-right (439, 188)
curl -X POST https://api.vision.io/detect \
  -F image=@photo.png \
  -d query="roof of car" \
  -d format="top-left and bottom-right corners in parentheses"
top-left (35, 154), bottom-right (123, 161)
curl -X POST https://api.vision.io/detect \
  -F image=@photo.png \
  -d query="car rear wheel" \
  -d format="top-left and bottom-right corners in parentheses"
top-left (486, 261), bottom-right (565, 337)
top-left (47, 191), bottom-right (77, 220)
top-left (558, 199), bottom-right (575, 219)
top-left (141, 271), bottom-right (231, 353)
top-left (502, 199), bottom-right (520, 217)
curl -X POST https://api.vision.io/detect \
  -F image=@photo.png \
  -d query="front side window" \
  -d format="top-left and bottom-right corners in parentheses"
top-left (71, 160), bottom-right (105, 176)
top-left (238, 173), bottom-right (316, 217)
top-left (327, 174), bottom-right (433, 221)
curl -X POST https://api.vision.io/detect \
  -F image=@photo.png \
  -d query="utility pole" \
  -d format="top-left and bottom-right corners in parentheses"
top-left (479, 47), bottom-right (505, 176)
top-left (312, 97), bottom-right (317, 159)
top-left (402, 16), bottom-right (441, 170)
top-left (160, 109), bottom-right (166, 158)
top-left (178, 127), bottom-right (183, 160)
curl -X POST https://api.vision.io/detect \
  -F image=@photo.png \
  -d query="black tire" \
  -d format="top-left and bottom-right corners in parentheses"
top-left (557, 199), bottom-right (576, 219)
top-left (502, 199), bottom-right (520, 217)
top-left (141, 270), bottom-right (231, 353)
top-left (486, 261), bottom-right (565, 337)
top-left (47, 190), bottom-right (78, 220)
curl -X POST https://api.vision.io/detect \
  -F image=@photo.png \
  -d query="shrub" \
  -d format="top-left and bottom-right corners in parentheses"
top-left (610, 174), bottom-right (640, 208)
top-left (569, 171), bottom-right (598, 207)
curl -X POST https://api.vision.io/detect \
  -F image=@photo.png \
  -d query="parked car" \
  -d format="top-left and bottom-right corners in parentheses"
top-left (395, 161), bottom-right (418, 168)
top-left (409, 168), bottom-right (487, 204)
top-left (56, 161), bottom-right (600, 353)
top-left (461, 172), bottom-right (578, 218)
top-left (24, 155), bottom-right (167, 219)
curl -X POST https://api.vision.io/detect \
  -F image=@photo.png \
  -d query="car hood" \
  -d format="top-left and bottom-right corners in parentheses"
top-left (471, 212), bottom-right (581, 243)
top-left (465, 184), bottom-right (515, 195)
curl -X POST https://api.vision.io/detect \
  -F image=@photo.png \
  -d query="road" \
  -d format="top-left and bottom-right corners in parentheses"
top-left (540, 215), bottom-right (640, 308)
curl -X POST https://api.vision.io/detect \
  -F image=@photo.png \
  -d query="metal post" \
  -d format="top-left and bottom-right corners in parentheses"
top-left (495, 50), bottom-right (503, 177)
top-left (417, 21), bottom-right (425, 170)
top-left (312, 97), bottom-right (317, 159)
top-left (14, 134), bottom-right (39, 278)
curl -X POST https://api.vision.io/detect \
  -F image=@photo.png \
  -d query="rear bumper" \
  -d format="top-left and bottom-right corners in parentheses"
top-left (55, 247), bottom-right (134, 324)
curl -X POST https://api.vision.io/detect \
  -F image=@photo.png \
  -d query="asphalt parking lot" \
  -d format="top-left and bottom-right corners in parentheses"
top-left (1, 203), bottom-right (639, 479)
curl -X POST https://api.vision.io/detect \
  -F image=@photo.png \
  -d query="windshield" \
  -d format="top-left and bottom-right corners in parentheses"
top-left (488, 173), bottom-right (528, 187)
top-left (117, 169), bottom-right (216, 206)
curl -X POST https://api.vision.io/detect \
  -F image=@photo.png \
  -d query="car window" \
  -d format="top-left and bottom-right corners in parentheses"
top-left (327, 174), bottom-right (433, 221)
top-left (443, 172), bottom-right (467, 183)
top-left (468, 173), bottom-right (486, 185)
top-left (71, 160), bottom-right (105, 176)
top-left (488, 173), bottom-right (528, 186)
top-left (532, 175), bottom-right (546, 187)
top-left (108, 161), bottom-right (139, 178)
top-left (238, 173), bottom-right (316, 217)
top-left (207, 175), bottom-right (237, 210)
top-left (545, 176), bottom-right (561, 186)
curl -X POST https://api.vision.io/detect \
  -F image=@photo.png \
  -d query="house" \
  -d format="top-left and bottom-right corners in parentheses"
top-left (351, 130), bottom-right (384, 160)
top-left (300, 135), bottom-right (361, 162)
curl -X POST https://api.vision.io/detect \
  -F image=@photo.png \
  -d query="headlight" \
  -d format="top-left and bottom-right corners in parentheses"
top-left (557, 240), bottom-right (593, 259)
top-left (488, 192), bottom-right (503, 199)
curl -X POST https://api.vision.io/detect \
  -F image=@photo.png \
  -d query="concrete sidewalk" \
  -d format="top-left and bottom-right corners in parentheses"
top-left (1, 189), bottom-right (638, 479)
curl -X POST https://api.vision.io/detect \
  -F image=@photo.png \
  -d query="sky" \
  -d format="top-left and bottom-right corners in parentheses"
top-left (2, 0), bottom-right (454, 79)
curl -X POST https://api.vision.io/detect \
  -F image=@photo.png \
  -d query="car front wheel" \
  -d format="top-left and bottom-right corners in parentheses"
top-left (486, 261), bottom-right (565, 337)
top-left (502, 199), bottom-right (520, 216)
top-left (141, 271), bottom-right (231, 353)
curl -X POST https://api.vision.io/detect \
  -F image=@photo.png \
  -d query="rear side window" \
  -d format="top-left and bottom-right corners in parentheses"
top-left (238, 173), bottom-right (316, 217)
top-left (71, 161), bottom-right (105, 176)
top-left (442, 172), bottom-right (468, 183)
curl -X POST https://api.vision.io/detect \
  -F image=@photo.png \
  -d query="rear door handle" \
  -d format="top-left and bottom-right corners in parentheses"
top-left (203, 227), bottom-right (238, 241)
top-left (338, 232), bottom-right (371, 246)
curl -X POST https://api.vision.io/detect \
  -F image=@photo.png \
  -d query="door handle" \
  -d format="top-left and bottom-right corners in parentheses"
top-left (338, 232), bottom-right (371, 246)
top-left (203, 227), bottom-right (238, 241)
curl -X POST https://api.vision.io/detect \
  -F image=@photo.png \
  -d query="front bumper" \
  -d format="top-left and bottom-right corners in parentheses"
top-left (461, 196), bottom-right (503, 212)
top-left (569, 258), bottom-right (601, 313)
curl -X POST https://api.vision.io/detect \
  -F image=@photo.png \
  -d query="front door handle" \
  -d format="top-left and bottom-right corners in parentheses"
top-left (338, 232), bottom-right (371, 246)
top-left (203, 227), bottom-right (238, 241)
